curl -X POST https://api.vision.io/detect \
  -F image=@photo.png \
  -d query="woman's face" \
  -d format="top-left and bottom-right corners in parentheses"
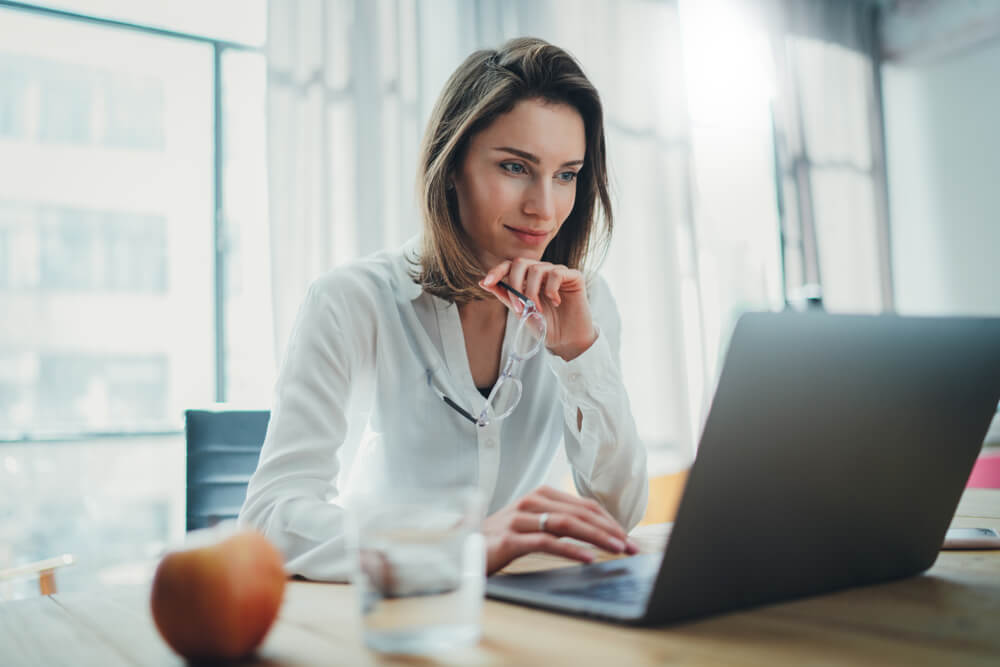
top-left (452, 98), bottom-right (586, 269)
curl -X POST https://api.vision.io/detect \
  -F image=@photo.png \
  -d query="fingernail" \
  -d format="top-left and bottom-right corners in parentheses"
top-left (609, 537), bottom-right (625, 553)
top-left (483, 275), bottom-right (496, 286)
top-left (626, 539), bottom-right (639, 554)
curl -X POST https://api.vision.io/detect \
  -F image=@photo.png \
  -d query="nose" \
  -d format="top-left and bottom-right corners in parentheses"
top-left (522, 178), bottom-right (555, 221)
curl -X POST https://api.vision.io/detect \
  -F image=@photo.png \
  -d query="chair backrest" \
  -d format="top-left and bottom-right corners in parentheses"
top-left (185, 408), bottom-right (270, 531)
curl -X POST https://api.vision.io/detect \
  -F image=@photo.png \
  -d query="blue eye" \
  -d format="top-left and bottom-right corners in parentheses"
top-left (557, 171), bottom-right (578, 183)
top-left (501, 162), bottom-right (526, 174)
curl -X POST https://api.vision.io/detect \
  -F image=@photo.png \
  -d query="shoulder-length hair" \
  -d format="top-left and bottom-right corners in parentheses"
top-left (413, 37), bottom-right (613, 304)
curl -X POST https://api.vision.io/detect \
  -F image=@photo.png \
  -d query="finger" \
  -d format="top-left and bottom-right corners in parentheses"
top-left (536, 486), bottom-right (626, 534)
top-left (518, 494), bottom-right (628, 541)
top-left (512, 511), bottom-right (625, 554)
top-left (523, 262), bottom-right (552, 308)
top-left (543, 270), bottom-right (565, 306)
top-left (480, 280), bottom-right (515, 310)
top-left (524, 486), bottom-right (640, 553)
top-left (555, 503), bottom-right (637, 555)
top-left (504, 258), bottom-right (535, 298)
top-left (552, 265), bottom-right (586, 292)
top-left (508, 532), bottom-right (596, 564)
top-left (481, 261), bottom-right (511, 288)
top-left (480, 261), bottom-right (516, 309)
top-left (552, 501), bottom-right (627, 541)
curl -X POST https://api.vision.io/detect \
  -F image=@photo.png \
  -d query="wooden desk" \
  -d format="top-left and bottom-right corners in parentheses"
top-left (2, 488), bottom-right (998, 666)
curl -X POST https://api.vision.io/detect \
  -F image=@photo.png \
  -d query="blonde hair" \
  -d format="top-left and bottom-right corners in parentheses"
top-left (413, 37), bottom-right (613, 304)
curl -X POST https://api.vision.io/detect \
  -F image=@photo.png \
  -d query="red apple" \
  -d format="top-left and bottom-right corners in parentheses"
top-left (150, 531), bottom-right (286, 660)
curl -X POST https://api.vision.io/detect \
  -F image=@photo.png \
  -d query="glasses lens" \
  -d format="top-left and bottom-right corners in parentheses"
top-left (512, 310), bottom-right (546, 358)
top-left (489, 377), bottom-right (522, 420)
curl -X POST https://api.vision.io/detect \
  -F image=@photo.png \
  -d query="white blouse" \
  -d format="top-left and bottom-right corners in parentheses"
top-left (238, 238), bottom-right (648, 580)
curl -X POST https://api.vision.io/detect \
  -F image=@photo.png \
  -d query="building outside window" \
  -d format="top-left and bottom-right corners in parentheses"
top-left (0, 0), bottom-right (270, 599)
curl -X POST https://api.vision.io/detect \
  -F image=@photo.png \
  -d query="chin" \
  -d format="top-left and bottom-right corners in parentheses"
top-left (505, 247), bottom-right (547, 262)
top-left (481, 234), bottom-right (551, 265)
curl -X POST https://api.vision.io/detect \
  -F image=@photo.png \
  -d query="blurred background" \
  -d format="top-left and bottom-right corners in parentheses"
top-left (1, 0), bottom-right (998, 598)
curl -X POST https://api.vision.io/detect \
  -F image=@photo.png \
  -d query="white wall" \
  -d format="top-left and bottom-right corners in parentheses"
top-left (882, 40), bottom-right (1000, 316)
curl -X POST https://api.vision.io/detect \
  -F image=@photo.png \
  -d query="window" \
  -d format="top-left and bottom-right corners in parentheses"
top-left (785, 36), bottom-right (886, 313)
top-left (220, 49), bottom-right (273, 404)
top-left (0, 2), bottom-right (268, 599)
top-left (0, 4), bottom-right (270, 437)
top-left (25, 0), bottom-right (265, 46)
top-left (0, 57), bottom-right (29, 138)
top-left (678, 0), bottom-right (785, 424)
top-left (0, 7), bottom-right (218, 437)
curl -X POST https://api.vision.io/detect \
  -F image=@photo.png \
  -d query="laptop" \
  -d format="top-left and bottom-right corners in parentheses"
top-left (485, 311), bottom-right (1000, 625)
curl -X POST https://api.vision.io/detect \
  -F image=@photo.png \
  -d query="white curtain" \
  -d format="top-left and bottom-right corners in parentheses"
top-left (508, 2), bottom-right (701, 470)
top-left (266, 0), bottom-right (424, 355)
top-left (671, 0), bottom-right (889, 387)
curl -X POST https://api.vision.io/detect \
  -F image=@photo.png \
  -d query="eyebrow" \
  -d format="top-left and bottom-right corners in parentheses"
top-left (493, 146), bottom-right (584, 168)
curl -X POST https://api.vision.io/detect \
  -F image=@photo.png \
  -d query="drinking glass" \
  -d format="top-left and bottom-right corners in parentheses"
top-left (347, 486), bottom-right (485, 654)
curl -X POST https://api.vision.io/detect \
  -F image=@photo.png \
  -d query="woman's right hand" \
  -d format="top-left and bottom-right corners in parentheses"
top-left (482, 486), bottom-right (639, 574)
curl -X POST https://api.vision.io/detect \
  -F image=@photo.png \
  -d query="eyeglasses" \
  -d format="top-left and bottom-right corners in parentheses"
top-left (427, 281), bottom-right (547, 428)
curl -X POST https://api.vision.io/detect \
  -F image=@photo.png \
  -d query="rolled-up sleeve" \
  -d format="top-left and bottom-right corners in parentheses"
top-left (547, 277), bottom-right (648, 531)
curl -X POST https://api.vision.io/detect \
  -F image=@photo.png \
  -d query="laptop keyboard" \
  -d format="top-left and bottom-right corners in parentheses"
top-left (551, 576), bottom-right (653, 605)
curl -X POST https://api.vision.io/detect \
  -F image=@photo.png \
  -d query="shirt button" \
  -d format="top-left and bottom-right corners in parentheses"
top-left (485, 438), bottom-right (497, 448)
top-left (569, 372), bottom-right (583, 384)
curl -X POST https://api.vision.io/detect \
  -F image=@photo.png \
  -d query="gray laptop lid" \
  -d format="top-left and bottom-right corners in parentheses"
top-left (644, 311), bottom-right (1000, 624)
top-left (486, 312), bottom-right (1000, 625)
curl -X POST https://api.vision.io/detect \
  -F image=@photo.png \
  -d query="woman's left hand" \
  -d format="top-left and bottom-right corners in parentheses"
top-left (480, 258), bottom-right (597, 361)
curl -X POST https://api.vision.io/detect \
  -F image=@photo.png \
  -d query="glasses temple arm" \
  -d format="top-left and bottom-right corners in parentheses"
top-left (496, 280), bottom-right (533, 309)
top-left (426, 369), bottom-right (478, 425)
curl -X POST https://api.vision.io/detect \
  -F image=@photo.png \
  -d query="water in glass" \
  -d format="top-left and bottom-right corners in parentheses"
top-left (349, 487), bottom-right (484, 654)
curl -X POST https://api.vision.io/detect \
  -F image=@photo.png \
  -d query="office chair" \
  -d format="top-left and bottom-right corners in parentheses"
top-left (185, 408), bottom-right (270, 531)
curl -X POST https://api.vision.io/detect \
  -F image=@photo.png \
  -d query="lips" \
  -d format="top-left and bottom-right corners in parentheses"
top-left (505, 225), bottom-right (549, 246)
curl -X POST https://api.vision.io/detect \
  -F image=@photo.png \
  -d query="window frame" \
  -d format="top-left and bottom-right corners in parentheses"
top-left (774, 32), bottom-right (894, 313)
top-left (0, 0), bottom-right (263, 442)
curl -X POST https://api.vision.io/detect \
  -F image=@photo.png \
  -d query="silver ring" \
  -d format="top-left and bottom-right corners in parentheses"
top-left (538, 512), bottom-right (550, 533)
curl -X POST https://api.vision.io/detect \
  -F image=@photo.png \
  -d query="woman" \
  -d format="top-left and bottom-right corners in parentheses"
top-left (239, 37), bottom-right (649, 579)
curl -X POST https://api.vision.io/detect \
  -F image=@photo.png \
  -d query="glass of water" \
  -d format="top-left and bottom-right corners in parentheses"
top-left (347, 485), bottom-right (485, 654)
